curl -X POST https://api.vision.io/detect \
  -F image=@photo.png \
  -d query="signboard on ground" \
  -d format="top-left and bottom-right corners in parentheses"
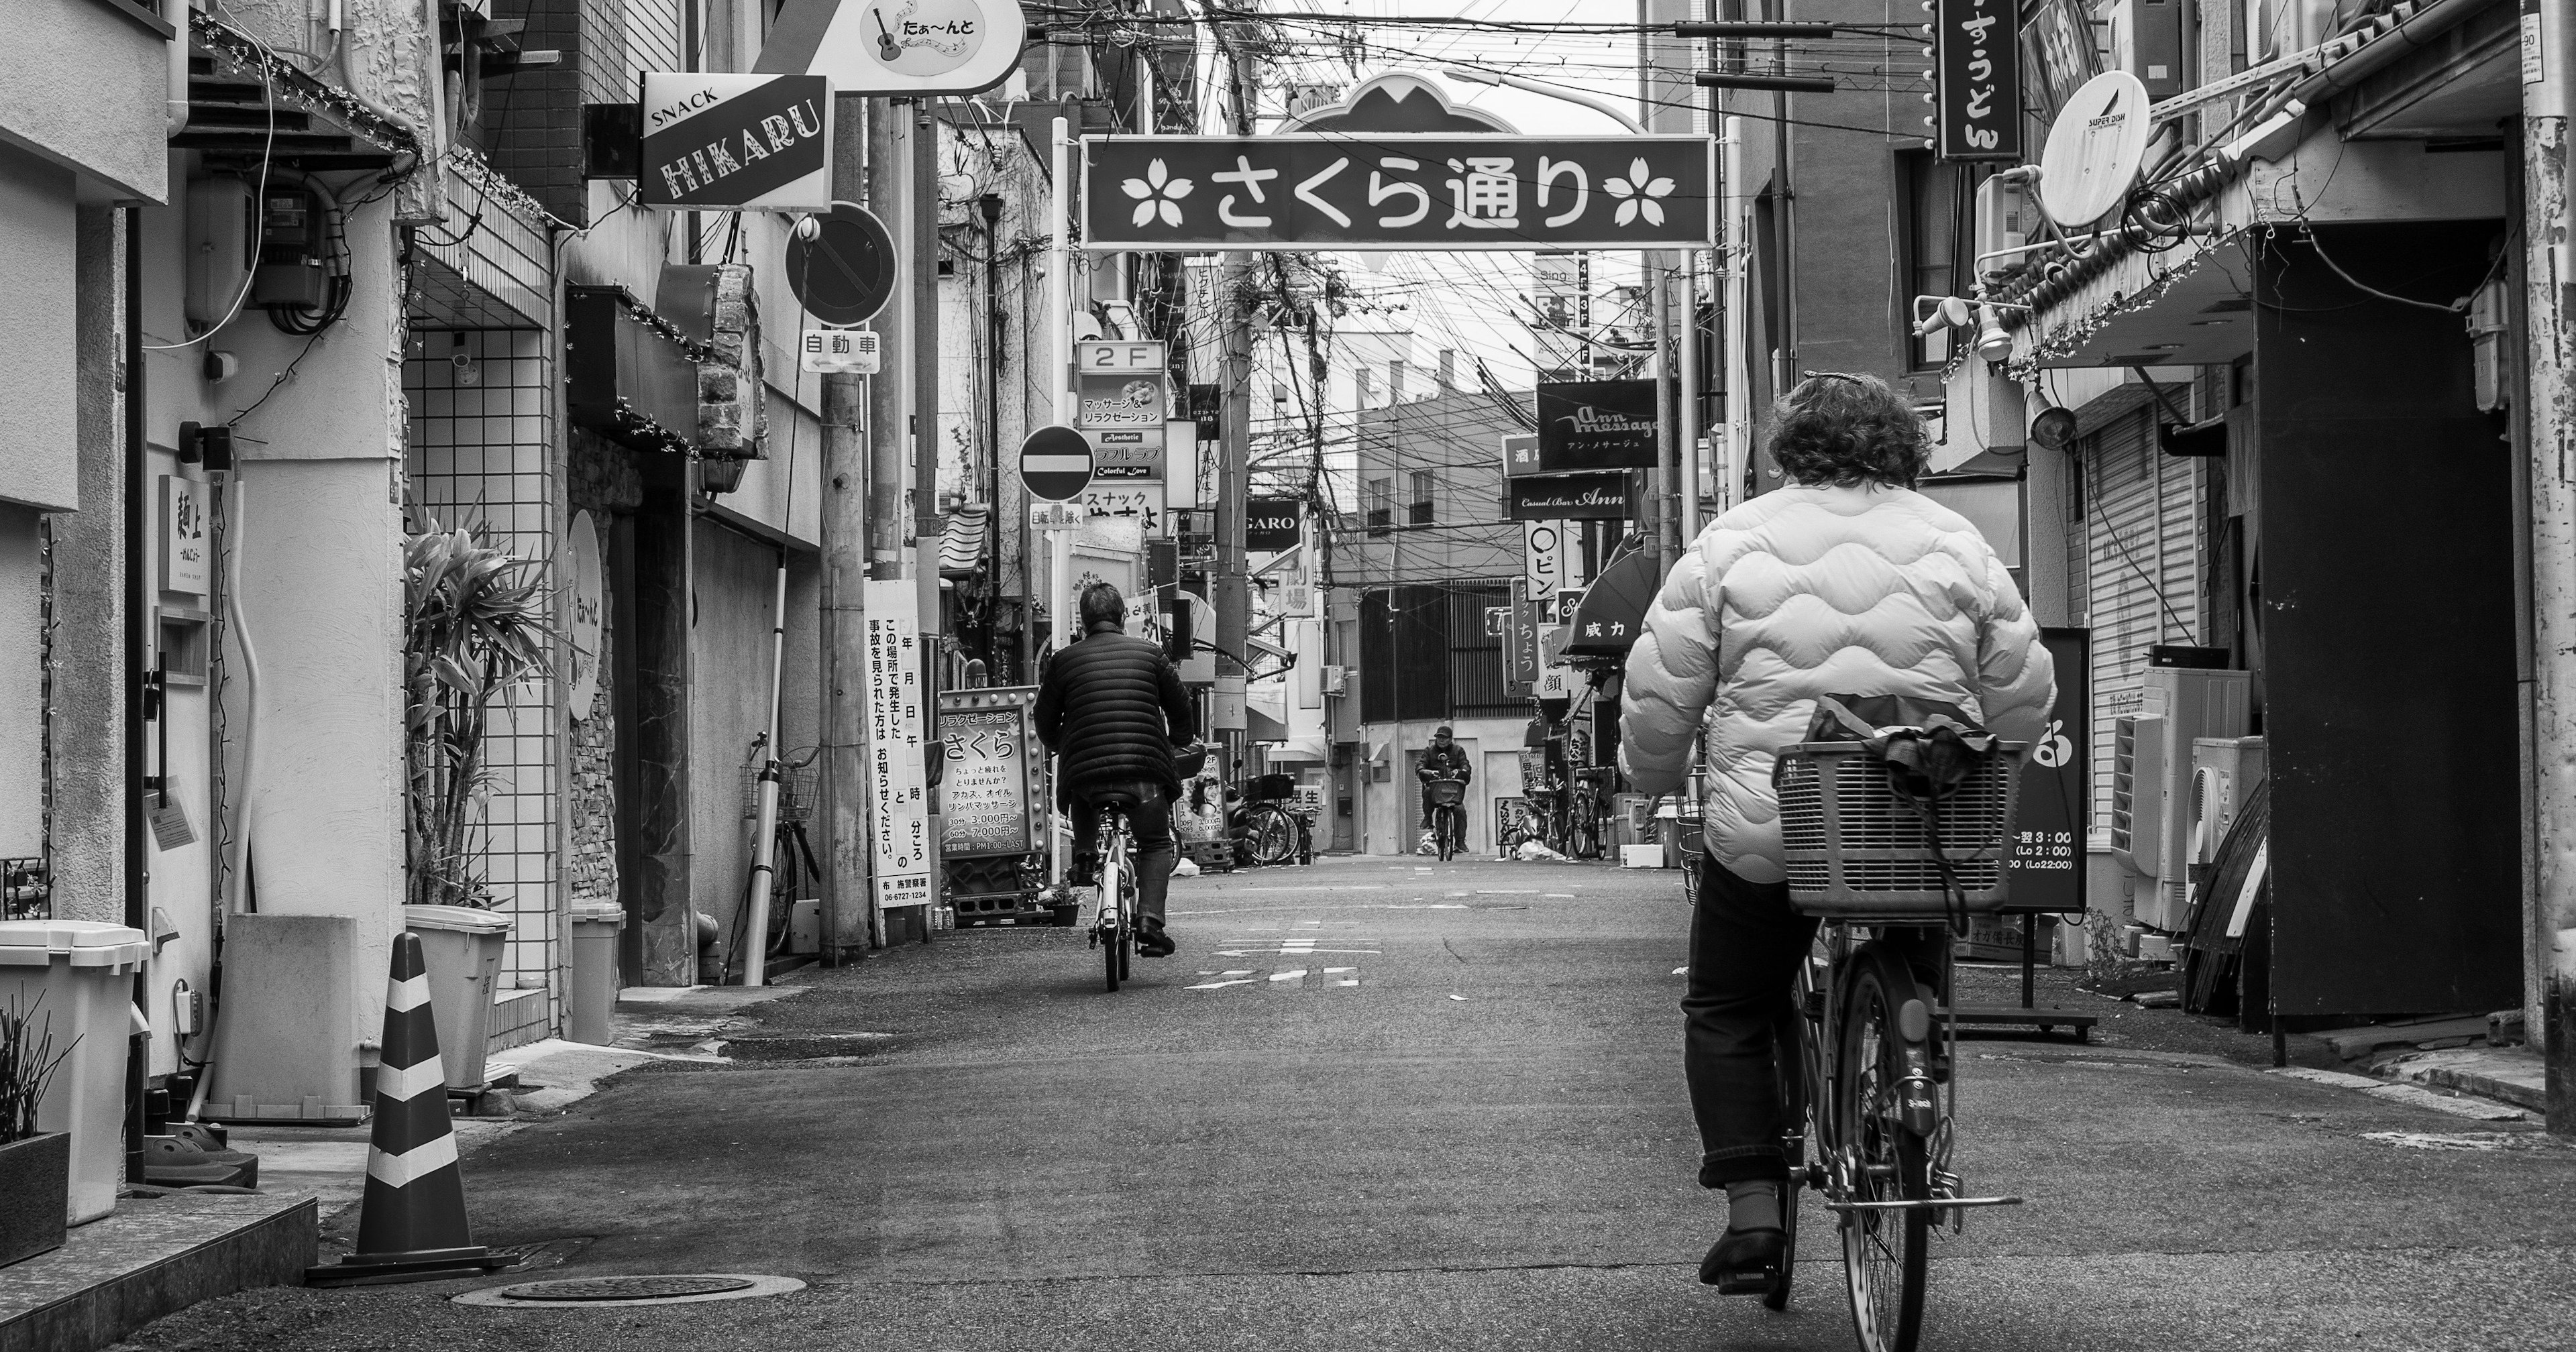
top-left (862, 578), bottom-right (932, 911)
top-left (799, 326), bottom-right (880, 373)
top-left (2004, 628), bottom-right (2089, 911)
top-left (1019, 425), bottom-right (1094, 502)
top-left (1536, 380), bottom-right (1659, 471)
top-left (639, 73), bottom-right (833, 211)
top-left (782, 202), bottom-right (898, 325)
top-left (755, 0), bottom-right (1028, 97)
top-left (1507, 471), bottom-right (1633, 521)
top-left (936, 686), bottom-right (1042, 859)
top-left (1081, 135), bottom-right (1717, 251)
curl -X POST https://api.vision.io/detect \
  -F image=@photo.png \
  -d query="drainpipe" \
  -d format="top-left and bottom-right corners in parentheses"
top-left (123, 209), bottom-right (150, 1185)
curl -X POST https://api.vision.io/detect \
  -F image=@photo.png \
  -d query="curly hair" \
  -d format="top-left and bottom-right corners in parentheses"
top-left (1764, 371), bottom-right (1929, 490)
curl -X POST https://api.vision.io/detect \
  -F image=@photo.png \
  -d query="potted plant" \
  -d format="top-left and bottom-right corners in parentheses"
top-left (0, 995), bottom-right (74, 1268)
top-left (403, 522), bottom-right (555, 910)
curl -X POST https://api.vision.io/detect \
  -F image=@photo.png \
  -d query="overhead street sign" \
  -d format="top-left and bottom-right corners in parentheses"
top-left (755, 0), bottom-right (1028, 97)
top-left (639, 73), bottom-right (833, 212)
top-left (1081, 135), bottom-right (1716, 251)
top-left (783, 202), bottom-right (898, 326)
top-left (1019, 425), bottom-right (1093, 503)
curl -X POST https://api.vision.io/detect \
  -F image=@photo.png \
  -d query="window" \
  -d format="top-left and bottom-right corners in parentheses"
top-left (1407, 470), bottom-right (1436, 526)
top-left (1364, 477), bottom-right (1395, 535)
top-left (1897, 150), bottom-right (1968, 372)
top-left (1356, 367), bottom-right (1375, 407)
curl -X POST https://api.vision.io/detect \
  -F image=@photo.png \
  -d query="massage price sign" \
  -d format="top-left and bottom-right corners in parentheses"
top-left (936, 687), bottom-right (1043, 859)
top-left (1082, 135), bottom-right (1715, 251)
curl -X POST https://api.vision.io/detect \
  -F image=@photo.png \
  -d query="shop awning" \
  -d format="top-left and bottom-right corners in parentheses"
top-left (1271, 732), bottom-right (1331, 763)
top-left (1564, 548), bottom-right (1660, 659)
top-left (1247, 708), bottom-right (1290, 743)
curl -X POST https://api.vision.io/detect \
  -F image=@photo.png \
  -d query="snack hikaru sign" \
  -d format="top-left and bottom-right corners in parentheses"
top-left (1082, 135), bottom-right (1714, 250)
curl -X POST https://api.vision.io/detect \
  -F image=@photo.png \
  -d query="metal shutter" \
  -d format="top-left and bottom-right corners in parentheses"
top-left (2082, 410), bottom-right (2204, 830)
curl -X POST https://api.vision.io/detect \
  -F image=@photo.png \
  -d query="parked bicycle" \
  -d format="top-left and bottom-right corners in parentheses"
top-left (1737, 728), bottom-right (2030, 1351)
top-left (1566, 767), bottom-right (1612, 860)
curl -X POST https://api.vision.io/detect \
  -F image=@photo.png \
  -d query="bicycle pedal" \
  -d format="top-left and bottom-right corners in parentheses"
top-left (1713, 1265), bottom-right (1784, 1297)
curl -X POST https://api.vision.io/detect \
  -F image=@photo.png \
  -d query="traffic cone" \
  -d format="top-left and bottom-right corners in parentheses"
top-left (306, 932), bottom-right (509, 1286)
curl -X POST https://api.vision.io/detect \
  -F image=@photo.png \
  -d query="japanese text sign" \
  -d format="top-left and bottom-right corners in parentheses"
top-left (1507, 471), bottom-right (1634, 521)
top-left (639, 72), bottom-right (832, 211)
top-left (1936, 0), bottom-right (2023, 162)
top-left (936, 687), bottom-right (1042, 859)
top-left (1082, 135), bottom-right (1715, 251)
top-left (1089, 427), bottom-right (1165, 480)
top-left (800, 326), bottom-right (880, 373)
top-left (863, 579), bottom-right (933, 911)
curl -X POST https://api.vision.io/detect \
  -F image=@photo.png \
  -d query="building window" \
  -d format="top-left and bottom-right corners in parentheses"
top-left (1364, 476), bottom-right (1394, 536)
top-left (1356, 367), bottom-right (1375, 407)
top-left (1407, 470), bottom-right (1436, 526)
top-left (1897, 150), bottom-right (1968, 372)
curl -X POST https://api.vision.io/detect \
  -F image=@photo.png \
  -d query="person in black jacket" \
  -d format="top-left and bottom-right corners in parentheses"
top-left (1034, 581), bottom-right (1199, 956)
top-left (1417, 724), bottom-right (1472, 833)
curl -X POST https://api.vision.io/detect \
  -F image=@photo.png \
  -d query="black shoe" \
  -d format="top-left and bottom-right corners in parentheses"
top-left (1138, 919), bottom-right (1177, 958)
top-left (1698, 1225), bottom-right (1787, 1292)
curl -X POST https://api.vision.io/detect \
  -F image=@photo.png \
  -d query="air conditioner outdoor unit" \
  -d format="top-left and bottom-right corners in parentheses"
top-left (2186, 736), bottom-right (2267, 886)
top-left (1320, 664), bottom-right (1349, 696)
top-left (2096, 0), bottom-right (2184, 99)
top-left (2109, 666), bottom-right (2251, 932)
top-left (1972, 174), bottom-right (2038, 285)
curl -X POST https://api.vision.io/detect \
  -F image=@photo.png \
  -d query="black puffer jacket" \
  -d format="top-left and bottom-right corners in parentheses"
top-left (1034, 622), bottom-right (1197, 803)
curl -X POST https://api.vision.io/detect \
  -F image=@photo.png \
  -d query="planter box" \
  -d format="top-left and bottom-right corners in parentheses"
top-left (0, 1133), bottom-right (68, 1268)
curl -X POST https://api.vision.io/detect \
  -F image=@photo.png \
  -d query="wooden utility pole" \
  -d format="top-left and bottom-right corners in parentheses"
top-left (1211, 11), bottom-right (1258, 779)
top-left (822, 93), bottom-right (874, 956)
top-left (2522, 0), bottom-right (2576, 1131)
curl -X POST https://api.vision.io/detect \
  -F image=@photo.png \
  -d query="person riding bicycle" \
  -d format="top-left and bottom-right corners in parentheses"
top-left (1617, 372), bottom-right (2054, 1290)
top-left (1417, 725), bottom-right (1471, 847)
top-left (1035, 581), bottom-right (1200, 958)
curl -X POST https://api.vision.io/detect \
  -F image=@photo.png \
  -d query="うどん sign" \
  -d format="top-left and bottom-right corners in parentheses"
top-left (1081, 135), bottom-right (1715, 251)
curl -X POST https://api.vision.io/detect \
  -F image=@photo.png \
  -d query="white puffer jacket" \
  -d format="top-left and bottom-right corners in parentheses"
top-left (1619, 484), bottom-right (2055, 883)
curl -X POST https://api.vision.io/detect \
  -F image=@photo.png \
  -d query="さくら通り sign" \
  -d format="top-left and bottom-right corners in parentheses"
top-left (640, 73), bottom-right (832, 211)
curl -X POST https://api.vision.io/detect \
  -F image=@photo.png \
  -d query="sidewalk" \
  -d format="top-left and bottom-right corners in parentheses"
top-left (0, 983), bottom-right (800, 1352)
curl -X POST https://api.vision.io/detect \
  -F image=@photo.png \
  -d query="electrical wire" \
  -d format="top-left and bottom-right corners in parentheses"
top-left (145, 34), bottom-right (278, 352)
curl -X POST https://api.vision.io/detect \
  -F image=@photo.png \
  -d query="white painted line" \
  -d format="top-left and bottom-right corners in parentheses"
top-left (1214, 948), bottom-right (1381, 956)
top-left (1546, 893), bottom-right (1576, 899)
top-left (1337, 980), bottom-right (1360, 987)
top-left (1270, 970), bottom-right (1309, 982)
top-left (1221, 970), bottom-right (1253, 976)
top-left (1384, 904), bottom-right (1466, 909)
top-left (1475, 890), bottom-right (1540, 895)
top-left (1672, 966), bottom-right (1690, 976)
top-left (1448, 995), bottom-right (1469, 1001)
top-left (1186, 980), bottom-right (1256, 991)
top-left (1323, 966), bottom-right (1356, 974)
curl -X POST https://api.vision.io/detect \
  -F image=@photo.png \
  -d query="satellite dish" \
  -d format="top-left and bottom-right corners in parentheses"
top-left (2035, 71), bottom-right (2152, 229)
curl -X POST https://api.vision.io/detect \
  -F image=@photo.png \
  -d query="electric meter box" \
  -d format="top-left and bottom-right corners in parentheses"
top-left (186, 176), bottom-right (257, 331)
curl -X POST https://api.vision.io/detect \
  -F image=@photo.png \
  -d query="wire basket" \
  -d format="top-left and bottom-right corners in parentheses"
top-left (741, 764), bottom-right (820, 825)
top-left (1425, 779), bottom-right (1468, 808)
top-left (1776, 741), bottom-right (2024, 919)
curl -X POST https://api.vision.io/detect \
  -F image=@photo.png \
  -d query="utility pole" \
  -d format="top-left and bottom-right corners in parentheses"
top-left (822, 94), bottom-right (873, 958)
top-left (1642, 0), bottom-right (1695, 570)
top-left (2522, 0), bottom-right (2576, 1132)
top-left (1211, 12), bottom-right (1258, 781)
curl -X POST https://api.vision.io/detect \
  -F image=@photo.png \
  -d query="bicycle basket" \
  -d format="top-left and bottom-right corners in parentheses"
top-left (1425, 779), bottom-right (1468, 808)
top-left (1246, 772), bottom-right (1297, 803)
top-left (741, 763), bottom-right (820, 825)
top-left (1775, 740), bottom-right (2024, 919)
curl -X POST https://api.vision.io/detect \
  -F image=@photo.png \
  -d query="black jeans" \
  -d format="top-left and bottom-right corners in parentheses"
top-left (1071, 783), bottom-right (1175, 923)
top-left (1684, 856), bottom-right (1946, 1189)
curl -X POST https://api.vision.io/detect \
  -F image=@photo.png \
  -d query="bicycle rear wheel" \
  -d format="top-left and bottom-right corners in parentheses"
top-left (1102, 838), bottom-right (1127, 993)
top-left (1835, 948), bottom-right (1933, 1352)
top-left (1251, 806), bottom-right (1298, 865)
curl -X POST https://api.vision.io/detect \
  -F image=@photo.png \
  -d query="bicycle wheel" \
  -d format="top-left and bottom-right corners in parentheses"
top-left (1102, 837), bottom-right (1126, 993)
top-left (1568, 797), bottom-right (1599, 860)
top-left (1252, 806), bottom-right (1297, 865)
top-left (1834, 948), bottom-right (1933, 1352)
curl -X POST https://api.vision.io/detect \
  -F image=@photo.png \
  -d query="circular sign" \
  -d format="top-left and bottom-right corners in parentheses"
top-left (1019, 425), bottom-right (1094, 502)
top-left (782, 202), bottom-right (897, 327)
top-left (567, 511), bottom-right (604, 718)
top-left (862, 0), bottom-right (987, 76)
top-left (2037, 71), bottom-right (2152, 228)
top-left (806, 0), bottom-right (1029, 97)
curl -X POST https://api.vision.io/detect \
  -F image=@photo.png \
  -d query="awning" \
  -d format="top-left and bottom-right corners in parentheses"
top-left (1564, 548), bottom-right (1660, 659)
top-left (939, 503), bottom-right (991, 578)
top-left (1247, 708), bottom-right (1290, 743)
top-left (1272, 733), bottom-right (1331, 763)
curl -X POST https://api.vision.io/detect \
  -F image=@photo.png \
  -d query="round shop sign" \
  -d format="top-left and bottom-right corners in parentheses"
top-left (568, 511), bottom-right (604, 718)
top-left (2036, 70), bottom-right (2152, 229)
top-left (773, 0), bottom-right (1029, 98)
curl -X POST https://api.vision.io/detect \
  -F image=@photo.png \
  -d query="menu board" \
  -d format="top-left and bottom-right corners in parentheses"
top-left (936, 687), bottom-right (1042, 859)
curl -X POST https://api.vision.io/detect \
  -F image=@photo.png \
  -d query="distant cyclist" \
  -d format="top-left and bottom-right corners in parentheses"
top-left (1619, 372), bottom-right (2055, 1290)
top-left (1417, 724), bottom-right (1471, 845)
top-left (1035, 581), bottom-right (1200, 958)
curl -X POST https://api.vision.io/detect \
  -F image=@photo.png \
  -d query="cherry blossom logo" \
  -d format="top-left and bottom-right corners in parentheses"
top-left (1122, 159), bottom-right (1193, 228)
top-left (1604, 158), bottom-right (1676, 227)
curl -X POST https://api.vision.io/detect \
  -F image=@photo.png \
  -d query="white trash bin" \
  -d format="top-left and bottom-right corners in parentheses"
top-left (400, 905), bottom-right (512, 1092)
top-left (566, 903), bottom-right (625, 1046)
top-left (0, 921), bottom-right (149, 1224)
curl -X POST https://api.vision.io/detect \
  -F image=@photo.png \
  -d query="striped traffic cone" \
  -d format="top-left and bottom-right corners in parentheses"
top-left (306, 932), bottom-right (508, 1286)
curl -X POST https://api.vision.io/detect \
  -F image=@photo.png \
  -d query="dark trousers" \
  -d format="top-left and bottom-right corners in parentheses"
top-left (1071, 783), bottom-right (1175, 923)
top-left (1684, 856), bottom-right (1947, 1188)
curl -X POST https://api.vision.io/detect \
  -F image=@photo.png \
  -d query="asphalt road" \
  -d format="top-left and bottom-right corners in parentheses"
top-left (118, 855), bottom-right (2576, 1351)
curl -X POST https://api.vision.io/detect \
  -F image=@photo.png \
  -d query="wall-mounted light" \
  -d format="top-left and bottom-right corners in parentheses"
top-left (699, 454), bottom-right (751, 496)
top-left (2029, 404), bottom-right (2079, 451)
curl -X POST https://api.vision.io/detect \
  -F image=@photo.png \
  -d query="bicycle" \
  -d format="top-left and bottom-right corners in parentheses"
top-left (1424, 777), bottom-right (1468, 861)
top-left (1567, 767), bottom-right (1611, 860)
top-left (1741, 731), bottom-right (2029, 1352)
top-left (1085, 791), bottom-right (1143, 993)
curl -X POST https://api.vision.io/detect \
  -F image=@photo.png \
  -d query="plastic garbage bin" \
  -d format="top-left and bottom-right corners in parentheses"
top-left (400, 905), bottom-right (512, 1092)
top-left (0, 921), bottom-right (148, 1224)
top-left (566, 903), bottom-right (625, 1046)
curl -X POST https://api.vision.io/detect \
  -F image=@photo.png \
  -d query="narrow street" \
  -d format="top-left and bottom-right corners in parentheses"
top-left (120, 856), bottom-right (2576, 1352)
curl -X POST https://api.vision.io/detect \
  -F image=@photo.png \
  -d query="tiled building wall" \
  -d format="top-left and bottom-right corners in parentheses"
top-left (403, 330), bottom-right (564, 1018)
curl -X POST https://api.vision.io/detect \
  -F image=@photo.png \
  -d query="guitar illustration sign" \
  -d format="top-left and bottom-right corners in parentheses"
top-left (756, 0), bottom-right (1028, 97)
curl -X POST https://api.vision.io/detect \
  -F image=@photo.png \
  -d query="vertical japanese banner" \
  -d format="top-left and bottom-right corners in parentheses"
top-left (863, 579), bottom-right (934, 912)
top-left (1935, 0), bottom-right (2023, 162)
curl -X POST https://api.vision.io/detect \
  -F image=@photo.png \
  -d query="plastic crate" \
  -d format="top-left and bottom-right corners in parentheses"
top-left (1776, 741), bottom-right (2024, 919)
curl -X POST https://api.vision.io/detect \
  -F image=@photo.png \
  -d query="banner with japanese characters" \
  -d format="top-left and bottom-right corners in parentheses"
top-left (863, 579), bottom-right (933, 912)
top-left (936, 687), bottom-right (1041, 860)
top-left (1081, 135), bottom-right (1715, 251)
top-left (1935, 0), bottom-right (2022, 162)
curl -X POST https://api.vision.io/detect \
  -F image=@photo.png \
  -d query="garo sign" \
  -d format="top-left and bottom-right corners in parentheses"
top-left (1081, 135), bottom-right (1715, 251)
top-left (639, 73), bottom-right (833, 211)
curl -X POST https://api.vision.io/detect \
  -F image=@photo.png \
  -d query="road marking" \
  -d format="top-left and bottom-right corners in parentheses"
top-left (1214, 948), bottom-right (1381, 956)
top-left (1476, 889), bottom-right (1540, 895)
top-left (1546, 893), bottom-right (1576, 899)
top-left (1672, 966), bottom-right (1689, 976)
top-left (1384, 904), bottom-right (1466, 909)
top-left (1338, 980), bottom-right (1360, 987)
top-left (1448, 995), bottom-right (1469, 1001)
top-left (1270, 970), bottom-right (1308, 983)
top-left (1186, 979), bottom-right (1256, 991)
top-left (1323, 966), bottom-right (1356, 974)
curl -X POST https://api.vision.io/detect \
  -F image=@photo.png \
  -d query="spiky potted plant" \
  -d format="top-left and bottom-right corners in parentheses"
top-left (403, 522), bottom-right (555, 911)
top-left (0, 994), bottom-right (75, 1268)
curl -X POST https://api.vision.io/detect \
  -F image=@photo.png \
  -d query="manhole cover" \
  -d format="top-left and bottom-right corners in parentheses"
top-left (455, 1273), bottom-right (805, 1308)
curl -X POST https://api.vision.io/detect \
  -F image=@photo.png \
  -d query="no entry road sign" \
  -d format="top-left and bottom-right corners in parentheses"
top-left (1020, 426), bottom-right (1093, 502)
top-left (783, 202), bottom-right (898, 326)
